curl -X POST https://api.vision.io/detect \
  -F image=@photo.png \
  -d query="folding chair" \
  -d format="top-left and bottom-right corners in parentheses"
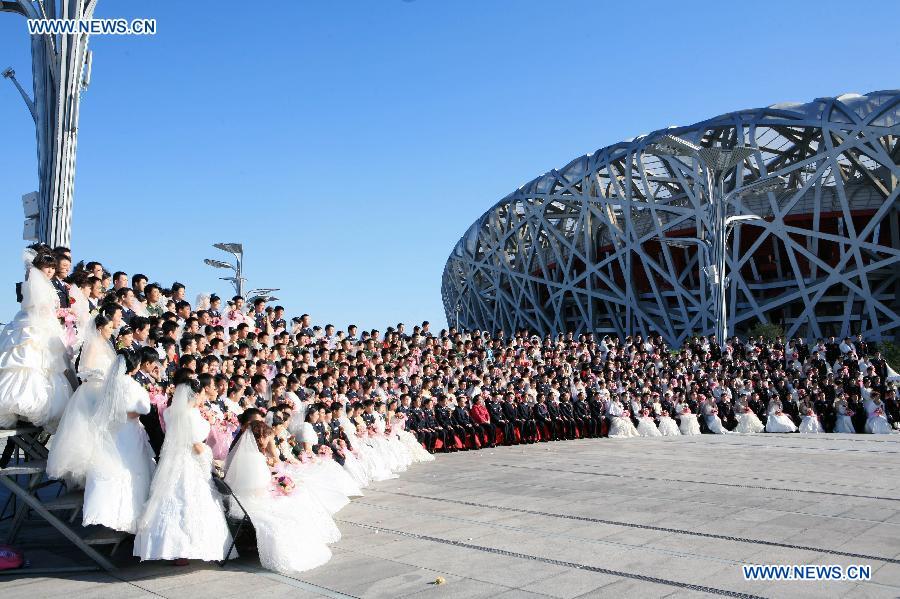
top-left (211, 476), bottom-right (251, 568)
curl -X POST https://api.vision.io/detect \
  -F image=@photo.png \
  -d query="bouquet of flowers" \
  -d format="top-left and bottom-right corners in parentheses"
top-left (775, 410), bottom-right (784, 416)
top-left (220, 410), bottom-right (239, 431)
top-left (682, 406), bottom-right (691, 415)
top-left (621, 410), bottom-right (631, 419)
top-left (806, 408), bottom-right (814, 417)
top-left (874, 408), bottom-right (884, 417)
top-left (846, 409), bottom-right (855, 417)
top-left (57, 304), bottom-right (78, 347)
top-left (317, 445), bottom-right (333, 458)
top-left (744, 406), bottom-right (752, 414)
top-left (641, 408), bottom-right (650, 417)
top-left (661, 410), bottom-right (669, 417)
top-left (198, 403), bottom-right (218, 425)
top-left (274, 474), bottom-right (295, 496)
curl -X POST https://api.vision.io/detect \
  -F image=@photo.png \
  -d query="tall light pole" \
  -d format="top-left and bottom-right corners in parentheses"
top-left (646, 135), bottom-right (788, 342)
top-left (2, 1), bottom-right (97, 247)
top-left (205, 242), bottom-right (244, 297)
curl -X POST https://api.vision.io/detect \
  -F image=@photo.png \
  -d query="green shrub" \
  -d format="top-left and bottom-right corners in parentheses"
top-left (747, 321), bottom-right (784, 341)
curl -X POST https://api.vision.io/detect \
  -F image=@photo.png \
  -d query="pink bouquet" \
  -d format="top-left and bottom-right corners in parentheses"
top-left (875, 408), bottom-right (884, 417)
top-left (744, 407), bottom-right (751, 414)
top-left (846, 409), bottom-right (855, 417)
top-left (57, 307), bottom-right (78, 347)
top-left (317, 445), bottom-right (333, 458)
top-left (682, 407), bottom-right (691, 415)
top-left (274, 474), bottom-right (295, 496)
top-left (621, 410), bottom-right (631, 419)
top-left (806, 409), bottom-right (814, 417)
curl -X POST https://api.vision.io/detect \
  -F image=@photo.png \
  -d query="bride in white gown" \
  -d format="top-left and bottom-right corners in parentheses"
top-left (764, 398), bottom-right (798, 433)
top-left (865, 396), bottom-right (893, 434)
top-left (636, 408), bottom-right (661, 437)
top-left (678, 404), bottom-right (701, 436)
top-left (225, 423), bottom-right (340, 575)
top-left (798, 399), bottom-right (824, 434)
top-left (657, 410), bottom-right (681, 436)
top-left (833, 398), bottom-right (857, 433)
top-left (733, 397), bottom-right (764, 434)
top-left (134, 381), bottom-right (235, 562)
top-left (47, 314), bottom-right (116, 486)
top-left (82, 351), bottom-right (156, 533)
top-left (0, 250), bottom-right (72, 430)
top-left (607, 398), bottom-right (639, 438)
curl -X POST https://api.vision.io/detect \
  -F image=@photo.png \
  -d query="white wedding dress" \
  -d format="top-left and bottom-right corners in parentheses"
top-left (657, 415), bottom-right (681, 436)
top-left (393, 415), bottom-right (434, 463)
top-left (636, 415), bottom-right (661, 437)
top-left (798, 406), bottom-right (824, 434)
top-left (865, 403), bottom-right (893, 434)
top-left (225, 432), bottom-right (339, 574)
top-left (678, 408), bottom-right (701, 436)
top-left (341, 417), bottom-right (396, 482)
top-left (607, 402), bottom-right (639, 438)
top-left (134, 385), bottom-right (235, 562)
top-left (734, 403), bottom-right (765, 434)
top-left (0, 254), bottom-right (72, 430)
top-left (703, 403), bottom-right (730, 434)
top-left (833, 400), bottom-right (856, 434)
top-left (46, 327), bottom-right (116, 486)
top-left (82, 357), bottom-right (156, 533)
top-left (765, 400), bottom-right (798, 433)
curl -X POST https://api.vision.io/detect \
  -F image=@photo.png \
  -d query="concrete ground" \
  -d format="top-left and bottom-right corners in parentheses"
top-left (1, 432), bottom-right (899, 598)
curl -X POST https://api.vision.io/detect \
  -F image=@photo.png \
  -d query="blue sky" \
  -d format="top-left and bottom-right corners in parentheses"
top-left (1, 0), bottom-right (898, 330)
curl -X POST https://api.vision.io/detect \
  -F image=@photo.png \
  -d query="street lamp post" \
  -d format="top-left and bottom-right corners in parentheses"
top-left (205, 242), bottom-right (244, 298)
top-left (646, 135), bottom-right (788, 342)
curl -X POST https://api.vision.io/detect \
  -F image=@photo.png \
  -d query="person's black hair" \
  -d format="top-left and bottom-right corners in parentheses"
top-left (172, 367), bottom-right (195, 387)
top-left (118, 348), bottom-right (141, 373)
top-left (94, 314), bottom-right (110, 330)
top-left (131, 273), bottom-right (147, 286)
top-left (197, 372), bottom-right (214, 390)
top-left (101, 303), bottom-right (121, 320)
top-left (84, 261), bottom-right (101, 272)
top-left (52, 245), bottom-right (70, 256)
top-left (238, 408), bottom-right (264, 426)
top-left (115, 287), bottom-right (132, 300)
top-left (139, 346), bottom-right (160, 366)
top-left (175, 300), bottom-right (190, 312)
top-left (253, 297), bottom-right (265, 307)
top-left (187, 378), bottom-right (202, 394)
top-left (32, 252), bottom-right (57, 270)
top-left (172, 282), bottom-right (185, 293)
top-left (232, 295), bottom-right (242, 302)
top-left (130, 315), bottom-right (149, 331)
top-left (112, 271), bottom-right (127, 282)
top-left (145, 283), bottom-right (160, 295)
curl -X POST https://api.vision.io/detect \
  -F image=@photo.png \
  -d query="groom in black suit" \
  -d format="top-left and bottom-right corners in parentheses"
top-left (134, 347), bottom-right (165, 458)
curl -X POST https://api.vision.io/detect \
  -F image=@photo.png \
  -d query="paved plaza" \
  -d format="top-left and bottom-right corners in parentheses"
top-left (2, 433), bottom-right (899, 598)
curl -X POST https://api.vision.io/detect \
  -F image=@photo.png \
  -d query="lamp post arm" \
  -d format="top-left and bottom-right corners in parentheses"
top-left (3, 70), bottom-right (36, 121)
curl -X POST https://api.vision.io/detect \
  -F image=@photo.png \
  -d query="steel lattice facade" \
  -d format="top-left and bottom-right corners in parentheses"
top-left (442, 91), bottom-right (900, 345)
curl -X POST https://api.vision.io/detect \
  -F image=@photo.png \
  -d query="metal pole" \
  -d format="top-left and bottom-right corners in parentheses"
top-left (235, 256), bottom-right (244, 298)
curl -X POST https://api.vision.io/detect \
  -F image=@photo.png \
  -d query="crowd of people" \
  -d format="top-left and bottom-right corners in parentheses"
top-left (0, 244), bottom-right (898, 575)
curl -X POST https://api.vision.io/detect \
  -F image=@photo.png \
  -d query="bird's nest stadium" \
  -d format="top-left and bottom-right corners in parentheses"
top-left (442, 91), bottom-right (900, 346)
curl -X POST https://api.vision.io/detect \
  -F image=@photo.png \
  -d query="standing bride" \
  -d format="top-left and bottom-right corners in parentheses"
top-left (47, 314), bottom-right (116, 486)
top-left (134, 380), bottom-right (235, 563)
top-left (0, 250), bottom-right (72, 430)
top-left (82, 350), bottom-right (156, 533)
